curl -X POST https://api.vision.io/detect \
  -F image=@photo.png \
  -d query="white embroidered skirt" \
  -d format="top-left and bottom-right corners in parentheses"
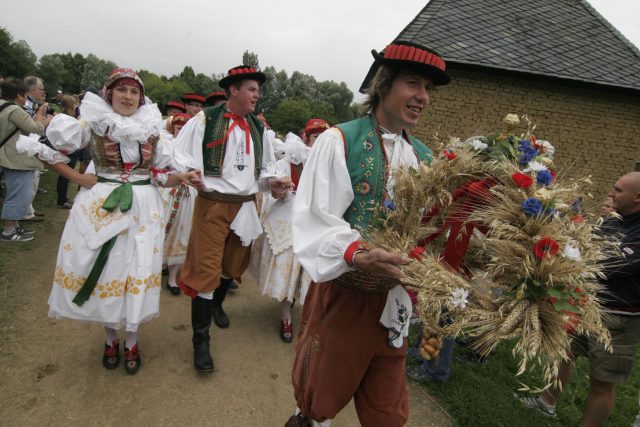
top-left (249, 194), bottom-right (310, 304)
top-left (48, 182), bottom-right (164, 331)
top-left (160, 184), bottom-right (195, 266)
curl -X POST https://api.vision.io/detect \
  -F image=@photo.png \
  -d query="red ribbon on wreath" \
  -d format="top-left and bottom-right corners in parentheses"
top-left (413, 177), bottom-right (496, 272)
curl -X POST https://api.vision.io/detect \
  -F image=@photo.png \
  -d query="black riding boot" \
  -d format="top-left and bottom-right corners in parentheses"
top-left (192, 296), bottom-right (214, 372)
top-left (212, 277), bottom-right (232, 328)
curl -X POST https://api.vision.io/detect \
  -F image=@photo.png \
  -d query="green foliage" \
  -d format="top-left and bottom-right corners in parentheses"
top-left (1, 28), bottom-right (357, 124)
top-left (258, 65), bottom-right (354, 133)
top-left (269, 98), bottom-right (312, 135)
top-left (0, 27), bottom-right (37, 78)
top-left (409, 337), bottom-right (640, 427)
top-left (139, 70), bottom-right (192, 110)
top-left (80, 54), bottom-right (117, 92)
top-left (242, 50), bottom-right (259, 68)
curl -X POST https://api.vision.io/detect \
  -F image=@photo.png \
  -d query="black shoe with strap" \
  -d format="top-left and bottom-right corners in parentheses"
top-left (124, 344), bottom-right (141, 375)
top-left (102, 340), bottom-right (120, 370)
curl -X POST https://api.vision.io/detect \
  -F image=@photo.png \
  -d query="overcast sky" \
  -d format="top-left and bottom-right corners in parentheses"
top-left (1, 0), bottom-right (638, 101)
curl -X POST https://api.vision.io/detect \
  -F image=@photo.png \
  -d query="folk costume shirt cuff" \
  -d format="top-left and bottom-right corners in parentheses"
top-left (230, 201), bottom-right (263, 246)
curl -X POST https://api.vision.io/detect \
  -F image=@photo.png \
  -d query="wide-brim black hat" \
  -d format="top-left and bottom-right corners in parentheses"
top-left (205, 91), bottom-right (227, 105)
top-left (358, 41), bottom-right (450, 94)
top-left (219, 65), bottom-right (266, 89)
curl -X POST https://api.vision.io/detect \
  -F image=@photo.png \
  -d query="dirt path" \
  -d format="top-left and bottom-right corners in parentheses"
top-left (0, 201), bottom-right (453, 427)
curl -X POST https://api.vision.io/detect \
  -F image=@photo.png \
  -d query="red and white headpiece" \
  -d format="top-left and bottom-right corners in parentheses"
top-left (102, 68), bottom-right (145, 107)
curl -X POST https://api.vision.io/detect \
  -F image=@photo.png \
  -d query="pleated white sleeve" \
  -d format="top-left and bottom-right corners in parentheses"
top-left (292, 128), bottom-right (360, 283)
top-left (171, 111), bottom-right (205, 172)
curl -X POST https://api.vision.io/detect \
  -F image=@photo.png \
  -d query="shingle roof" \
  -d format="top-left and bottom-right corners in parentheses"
top-left (395, 0), bottom-right (640, 91)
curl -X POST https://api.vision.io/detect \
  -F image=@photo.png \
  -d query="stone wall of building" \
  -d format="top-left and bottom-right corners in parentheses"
top-left (415, 67), bottom-right (640, 202)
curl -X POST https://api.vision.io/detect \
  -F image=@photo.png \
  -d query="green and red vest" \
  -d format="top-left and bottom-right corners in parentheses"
top-left (201, 104), bottom-right (264, 179)
top-left (336, 116), bottom-right (432, 235)
top-left (89, 132), bottom-right (157, 175)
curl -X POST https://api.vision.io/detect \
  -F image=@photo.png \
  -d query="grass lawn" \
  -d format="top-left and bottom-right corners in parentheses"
top-left (409, 332), bottom-right (640, 426)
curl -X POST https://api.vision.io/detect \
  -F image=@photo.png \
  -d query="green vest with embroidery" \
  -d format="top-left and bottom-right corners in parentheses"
top-left (337, 116), bottom-right (432, 235)
top-left (201, 104), bottom-right (264, 179)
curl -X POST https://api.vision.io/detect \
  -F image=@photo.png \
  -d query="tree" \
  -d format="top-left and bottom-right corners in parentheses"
top-left (179, 66), bottom-right (197, 91)
top-left (81, 54), bottom-right (117, 92)
top-left (269, 98), bottom-right (312, 135)
top-left (0, 27), bottom-right (37, 78)
top-left (258, 66), bottom-right (294, 115)
top-left (38, 54), bottom-right (66, 94)
top-left (242, 50), bottom-right (259, 69)
top-left (139, 70), bottom-right (191, 108)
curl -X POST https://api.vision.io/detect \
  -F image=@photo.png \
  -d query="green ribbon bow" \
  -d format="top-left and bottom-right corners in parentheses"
top-left (98, 176), bottom-right (151, 213)
top-left (72, 176), bottom-right (151, 306)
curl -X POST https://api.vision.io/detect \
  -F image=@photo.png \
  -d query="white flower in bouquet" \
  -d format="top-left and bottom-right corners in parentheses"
top-left (468, 138), bottom-right (488, 151)
top-left (449, 288), bottom-right (469, 310)
top-left (563, 244), bottom-right (582, 261)
top-left (539, 140), bottom-right (555, 159)
top-left (525, 160), bottom-right (547, 173)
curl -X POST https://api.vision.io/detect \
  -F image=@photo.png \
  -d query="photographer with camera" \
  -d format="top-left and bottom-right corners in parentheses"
top-left (0, 77), bottom-right (52, 241)
top-left (22, 76), bottom-right (54, 222)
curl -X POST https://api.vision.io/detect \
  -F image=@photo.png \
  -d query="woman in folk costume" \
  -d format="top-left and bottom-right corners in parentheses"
top-left (17, 69), bottom-right (201, 375)
top-left (250, 119), bottom-right (330, 343)
top-left (161, 112), bottom-right (195, 295)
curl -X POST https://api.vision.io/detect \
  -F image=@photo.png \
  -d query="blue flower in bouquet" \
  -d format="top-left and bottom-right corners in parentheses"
top-left (518, 140), bottom-right (538, 165)
top-left (522, 197), bottom-right (544, 216)
top-left (383, 199), bottom-right (396, 211)
top-left (545, 207), bottom-right (557, 217)
top-left (536, 169), bottom-right (553, 186)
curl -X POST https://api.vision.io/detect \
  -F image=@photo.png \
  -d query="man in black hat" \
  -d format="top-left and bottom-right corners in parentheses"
top-left (180, 93), bottom-right (205, 116)
top-left (205, 91), bottom-right (227, 107)
top-left (172, 65), bottom-right (290, 372)
top-left (286, 41), bottom-right (450, 426)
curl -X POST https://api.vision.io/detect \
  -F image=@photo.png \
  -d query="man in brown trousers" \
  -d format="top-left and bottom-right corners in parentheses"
top-left (287, 40), bottom-right (451, 426)
top-left (173, 65), bottom-right (289, 372)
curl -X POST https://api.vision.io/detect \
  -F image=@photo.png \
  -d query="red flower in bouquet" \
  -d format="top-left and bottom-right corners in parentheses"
top-left (550, 169), bottom-right (557, 183)
top-left (443, 150), bottom-right (457, 160)
top-left (409, 246), bottom-right (425, 261)
top-left (570, 215), bottom-right (584, 224)
top-left (562, 310), bottom-right (579, 334)
top-left (533, 237), bottom-right (560, 259)
top-left (512, 172), bottom-right (534, 188)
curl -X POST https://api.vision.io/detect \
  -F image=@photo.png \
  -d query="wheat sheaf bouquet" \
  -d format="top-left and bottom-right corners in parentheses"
top-left (366, 114), bottom-right (617, 387)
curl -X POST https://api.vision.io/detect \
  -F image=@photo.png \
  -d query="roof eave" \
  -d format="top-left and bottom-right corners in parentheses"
top-left (447, 60), bottom-right (640, 94)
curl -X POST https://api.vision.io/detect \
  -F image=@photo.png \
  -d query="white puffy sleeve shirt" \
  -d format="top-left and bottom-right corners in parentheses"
top-left (172, 111), bottom-right (276, 194)
top-left (292, 128), bottom-right (361, 283)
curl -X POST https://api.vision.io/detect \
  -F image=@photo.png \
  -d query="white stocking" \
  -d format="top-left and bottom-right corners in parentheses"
top-left (281, 299), bottom-right (292, 323)
top-left (125, 330), bottom-right (138, 348)
top-left (104, 327), bottom-right (119, 345)
top-left (168, 264), bottom-right (180, 287)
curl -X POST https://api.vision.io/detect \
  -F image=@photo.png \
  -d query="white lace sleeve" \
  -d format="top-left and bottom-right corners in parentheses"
top-left (15, 134), bottom-right (70, 164)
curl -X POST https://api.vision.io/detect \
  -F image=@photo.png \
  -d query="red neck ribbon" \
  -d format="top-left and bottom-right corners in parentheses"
top-left (205, 112), bottom-right (251, 154)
